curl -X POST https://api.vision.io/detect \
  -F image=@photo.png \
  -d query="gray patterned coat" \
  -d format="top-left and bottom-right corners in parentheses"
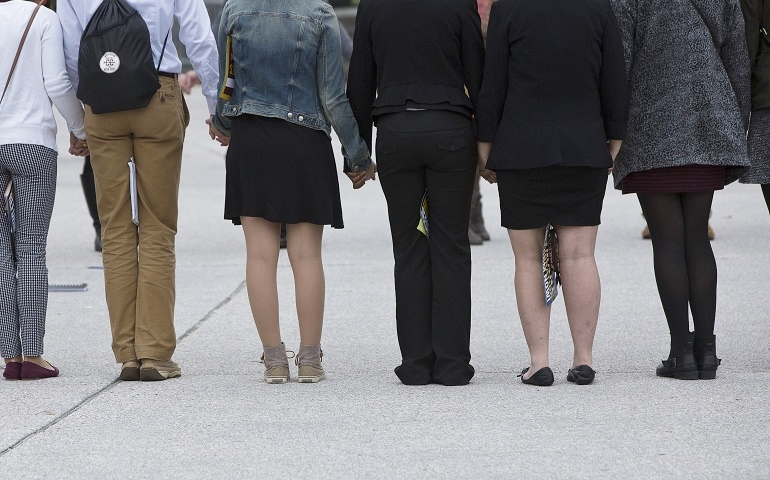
top-left (610, 0), bottom-right (751, 188)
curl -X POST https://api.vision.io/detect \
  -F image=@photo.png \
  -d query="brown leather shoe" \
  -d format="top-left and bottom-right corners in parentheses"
top-left (468, 226), bottom-right (483, 246)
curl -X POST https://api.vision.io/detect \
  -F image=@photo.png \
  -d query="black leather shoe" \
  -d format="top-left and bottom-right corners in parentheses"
top-left (567, 365), bottom-right (595, 385)
top-left (656, 351), bottom-right (699, 380)
top-left (518, 366), bottom-right (554, 386)
top-left (694, 335), bottom-right (721, 380)
top-left (695, 348), bottom-right (721, 380)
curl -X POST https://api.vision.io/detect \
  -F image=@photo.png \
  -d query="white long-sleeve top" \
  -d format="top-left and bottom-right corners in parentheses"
top-left (57, 0), bottom-right (220, 115)
top-left (0, 0), bottom-right (85, 151)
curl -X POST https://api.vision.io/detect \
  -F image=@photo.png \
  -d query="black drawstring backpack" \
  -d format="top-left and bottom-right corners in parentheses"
top-left (77, 0), bottom-right (169, 114)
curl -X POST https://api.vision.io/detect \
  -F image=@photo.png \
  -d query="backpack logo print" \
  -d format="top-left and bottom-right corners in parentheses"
top-left (99, 52), bottom-right (120, 74)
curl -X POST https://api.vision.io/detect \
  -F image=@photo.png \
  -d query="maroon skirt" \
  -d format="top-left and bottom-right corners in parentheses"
top-left (621, 164), bottom-right (726, 194)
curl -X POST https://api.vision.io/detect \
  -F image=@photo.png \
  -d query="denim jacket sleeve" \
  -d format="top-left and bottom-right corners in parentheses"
top-left (316, 5), bottom-right (372, 173)
top-left (213, 1), bottom-right (232, 137)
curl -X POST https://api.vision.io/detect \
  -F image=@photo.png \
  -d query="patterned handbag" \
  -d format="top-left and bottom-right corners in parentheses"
top-left (542, 223), bottom-right (560, 306)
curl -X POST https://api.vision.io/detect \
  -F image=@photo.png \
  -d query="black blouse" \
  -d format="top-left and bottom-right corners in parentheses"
top-left (346, 0), bottom-right (485, 151)
top-left (476, 0), bottom-right (628, 170)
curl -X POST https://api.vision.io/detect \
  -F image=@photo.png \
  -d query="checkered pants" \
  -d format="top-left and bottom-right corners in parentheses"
top-left (0, 144), bottom-right (57, 358)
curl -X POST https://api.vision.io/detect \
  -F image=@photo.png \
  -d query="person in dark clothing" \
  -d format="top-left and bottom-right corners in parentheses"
top-left (81, 156), bottom-right (101, 252)
top-left (347, 0), bottom-right (484, 386)
top-left (740, 0), bottom-right (770, 213)
top-left (611, 0), bottom-right (750, 380)
top-left (476, 0), bottom-right (628, 386)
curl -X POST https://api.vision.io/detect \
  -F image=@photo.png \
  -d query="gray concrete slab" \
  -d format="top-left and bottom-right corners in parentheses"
top-left (1, 90), bottom-right (769, 479)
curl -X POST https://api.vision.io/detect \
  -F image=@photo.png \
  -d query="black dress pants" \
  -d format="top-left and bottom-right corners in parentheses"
top-left (375, 110), bottom-right (476, 385)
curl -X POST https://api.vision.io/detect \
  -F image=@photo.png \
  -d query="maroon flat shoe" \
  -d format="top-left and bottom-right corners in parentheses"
top-left (3, 362), bottom-right (22, 380)
top-left (21, 361), bottom-right (59, 380)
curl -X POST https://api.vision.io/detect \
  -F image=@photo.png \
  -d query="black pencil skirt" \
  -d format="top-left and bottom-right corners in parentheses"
top-left (496, 166), bottom-right (608, 230)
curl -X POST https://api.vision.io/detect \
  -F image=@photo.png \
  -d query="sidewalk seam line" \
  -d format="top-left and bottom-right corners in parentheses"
top-left (0, 279), bottom-right (246, 458)
top-left (177, 280), bottom-right (246, 343)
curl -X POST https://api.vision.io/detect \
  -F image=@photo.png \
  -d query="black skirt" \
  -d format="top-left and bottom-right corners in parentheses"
top-left (497, 166), bottom-right (608, 230)
top-left (224, 114), bottom-right (343, 228)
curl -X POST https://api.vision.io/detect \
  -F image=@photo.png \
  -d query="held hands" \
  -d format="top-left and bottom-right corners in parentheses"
top-left (206, 117), bottom-right (230, 146)
top-left (477, 141), bottom-right (496, 184)
top-left (607, 140), bottom-right (622, 176)
top-left (346, 162), bottom-right (377, 189)
top-left (69, 132), bottom-right (89, 156)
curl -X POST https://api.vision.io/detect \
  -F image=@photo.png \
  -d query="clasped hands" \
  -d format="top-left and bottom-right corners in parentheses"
top-left (206, 117), bottom-right (230, 146)
top-left (68, 132), bottom-right (89, 157)
top-left (345, 162), bottom-right (377, 189)
top-left (477, 141), bottom-right (496, 184)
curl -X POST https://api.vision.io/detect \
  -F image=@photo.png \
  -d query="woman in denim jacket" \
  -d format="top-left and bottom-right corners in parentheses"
top-left (209, 0), bottom-right (375, 384)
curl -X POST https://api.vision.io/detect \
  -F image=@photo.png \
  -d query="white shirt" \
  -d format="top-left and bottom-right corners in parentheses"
top-left (57, 0), bottom-right (219, 115)
top-left (0, 0), bottom-right (85, 151)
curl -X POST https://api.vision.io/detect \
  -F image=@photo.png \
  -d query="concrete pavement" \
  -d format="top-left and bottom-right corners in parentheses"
top-left (0, 90), bottom-right (769, 479)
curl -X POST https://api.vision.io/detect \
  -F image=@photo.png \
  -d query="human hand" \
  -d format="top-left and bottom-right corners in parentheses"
top-left (479, 168), bottom-right (496, 184)
top-left (607, 140), bottom-right (622, 175)
top-left (178, 71), bottom-right (201, 94)
top-left (476, 141), bottom-right (496, 183)
top-left (206, 117), bottom-right (230, 146)
top-left (69, 132), bottom-right (89, 156)
top-left (346, 162), bottom-right (377, 189)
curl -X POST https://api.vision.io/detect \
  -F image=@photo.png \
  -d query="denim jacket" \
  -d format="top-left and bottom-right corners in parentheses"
top-left (213, 0), bottom-right (371, 172)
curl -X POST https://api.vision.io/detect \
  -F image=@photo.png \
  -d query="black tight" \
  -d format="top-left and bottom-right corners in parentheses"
top-left (762, 184), bottom-right (770, 215)
top-left (638, 192), bottom-right (717, 336)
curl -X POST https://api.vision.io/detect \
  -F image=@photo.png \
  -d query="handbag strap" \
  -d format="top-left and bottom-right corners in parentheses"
top-left (1, 0), bottom-right (46, 105)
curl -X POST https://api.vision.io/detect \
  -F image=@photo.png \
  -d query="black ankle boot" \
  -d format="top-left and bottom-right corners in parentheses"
top-left (656, 333), bottom-right (699, 380)
top-left (694, 334), bottom-right (721, 380)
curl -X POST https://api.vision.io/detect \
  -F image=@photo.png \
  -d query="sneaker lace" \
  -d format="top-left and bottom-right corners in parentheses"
top-left (259, 350), bottom-right (296, 364)
top-left (295, 348), bottom-right (323, 366)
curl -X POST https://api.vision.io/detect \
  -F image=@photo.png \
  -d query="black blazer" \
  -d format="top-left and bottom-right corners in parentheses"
top-left (476, 0), bottom-right (628, 170)
top-left (346, 0), bottom-right (485, 151)
top-left (740, 0), bottom-right (770, 110)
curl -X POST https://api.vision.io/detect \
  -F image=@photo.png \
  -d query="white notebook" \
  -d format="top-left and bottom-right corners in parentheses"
top-left (129, 158), bottom-right (138, 226)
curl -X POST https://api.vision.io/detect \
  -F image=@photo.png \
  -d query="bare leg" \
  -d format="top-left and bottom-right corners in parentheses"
top-left (509, 227), bottom-right (550, 379)
top-left (286, 223), bottom-right (325, 346)
top-left (554, 225), bottom-right (600, 368)
top-left (241, 217), bottom-right (282, 347)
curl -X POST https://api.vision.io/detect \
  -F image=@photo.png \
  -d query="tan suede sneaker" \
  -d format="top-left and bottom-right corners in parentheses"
top-left (139, 360), bottom-right (181, 381)
top-left (262, 343), bottom-right (292, 384)
top-left (296, 345), bottom-right (325, 383)
top-left (119, 360), bottom-right (140, 381)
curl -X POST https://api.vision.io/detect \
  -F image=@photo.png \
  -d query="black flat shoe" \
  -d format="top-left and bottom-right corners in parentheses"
top-left (567, 365), bottom-right (595, 385)
top-left (518, 366), bottom-right (554, 386)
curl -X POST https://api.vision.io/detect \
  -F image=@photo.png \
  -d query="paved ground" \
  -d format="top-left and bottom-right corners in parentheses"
top-left (0, 91), bottom-right (769, 480)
